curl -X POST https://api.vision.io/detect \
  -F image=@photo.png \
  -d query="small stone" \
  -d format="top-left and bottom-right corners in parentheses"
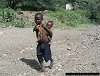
top-left (82, 46), bottom-right (87, 49)
top-left (98, 45), bottom-right (100, 47)
top-left (30, 48), bottom-right (34, 50)
top-left (9, 26), bottom-right (12, 28)
top-left (40, 74), bottom-right (45, 76)
top-left (82, 40), bottom-right (87, 43)
top-left (53, 42), bottom-right (56, 44)
top-left (56, 67), bottom-right (58, 69)
top-left (58, 58), bottom-right (60, 60)
top-left (17, 58), bottom-right (20, 60)
top-left (92, 63), bottom-right (96, 65)
top-left (0, 32), bottom-right (3, 35)
top-left (62, 28), bottom-right (65, 30)
top-left (90, 38), bottom-right (94, 41)
top-left (2, 53), bottom-right (7, 56)
top-left (68, 53), bottom-right (71, 56)
top-left (58, 64), bottom-right (62, 67)
top-left (20, 50), bottom-right (25, 53)
top-left (58, 68), bottom-right (62, 71)
top-left (91, 42), bottom-right (93, 44)
top-left (23, 73), bottom-right (26, 75)
top-left (67, 45), bottom-right (71, 51)
top-left (52, 69), bottom-right (56, 73)
top-left (26, 48), bottom-right (28, 49)
top-left (96, 36), bottom-right (100, 40)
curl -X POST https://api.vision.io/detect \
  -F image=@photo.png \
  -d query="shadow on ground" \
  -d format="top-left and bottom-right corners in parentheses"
top-left (20, 58), bottom-right (41, 71)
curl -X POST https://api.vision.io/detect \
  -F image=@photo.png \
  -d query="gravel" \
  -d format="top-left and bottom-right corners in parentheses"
top-left (0, 25), bottom-right (100, 76)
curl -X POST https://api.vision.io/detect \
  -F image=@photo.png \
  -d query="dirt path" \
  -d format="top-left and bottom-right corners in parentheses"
top-left (0, 25), bottom-right (100, 76)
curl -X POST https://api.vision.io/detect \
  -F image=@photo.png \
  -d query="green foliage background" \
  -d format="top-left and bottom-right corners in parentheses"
top-left (0, 0), bottom-right (100, 28)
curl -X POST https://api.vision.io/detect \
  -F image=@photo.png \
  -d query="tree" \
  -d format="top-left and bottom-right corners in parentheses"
top-left (7, 0), bottom-right (22, 9)
top-left (76, 0), bottom-right (100, 19)
top-left (0, 0), bottom-right (7, 8)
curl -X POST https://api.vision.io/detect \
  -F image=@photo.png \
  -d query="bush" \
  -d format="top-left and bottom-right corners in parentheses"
top-left (50, 8), bottom-right (91, 27)
top-left (76, 0), bottom-right (100, 19)
top-left (0, 0), bottom-right (7, 8)
top-left (0, 8), bottom-right (16, 27)
top-left (1, 8), bottom-right (16, 22)
top-left (14, 18), bottom-right (25, 28)
top-left (0, 8), bottom-right (26, 28)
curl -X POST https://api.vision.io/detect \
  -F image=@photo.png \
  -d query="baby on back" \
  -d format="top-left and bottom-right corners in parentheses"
top-left (46, 21), bottom-right (53, 44)
top-left (46, 21), bottom-right (53, 29)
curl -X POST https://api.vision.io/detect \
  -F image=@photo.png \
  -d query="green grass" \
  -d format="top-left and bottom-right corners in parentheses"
top-left (0, 7), bottom-right (99, 28)
top-left (49, 8), bottom-right (94, 27)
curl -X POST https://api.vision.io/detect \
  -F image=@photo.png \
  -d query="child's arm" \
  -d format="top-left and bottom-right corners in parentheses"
top-left (33, 25), bottom-right (39, 40)
top-left (33, 25), bottom-right (37, 32)
top-left (33, 25), bottom-right (40, 32)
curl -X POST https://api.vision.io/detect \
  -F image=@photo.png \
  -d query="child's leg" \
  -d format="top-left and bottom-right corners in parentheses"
top-left (37, 43), bottom-right (45, 72)
top-left (37, 54), bottom-right (46, 72)
top-left (39, 61), bottom-right (45, 72)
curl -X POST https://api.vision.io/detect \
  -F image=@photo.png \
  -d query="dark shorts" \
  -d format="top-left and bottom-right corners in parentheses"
top-left (36, 42), bottom-right (52, 63)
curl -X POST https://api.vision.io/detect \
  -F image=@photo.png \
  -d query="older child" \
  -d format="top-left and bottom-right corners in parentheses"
top-left (33, 13), bottom-right (54, 72)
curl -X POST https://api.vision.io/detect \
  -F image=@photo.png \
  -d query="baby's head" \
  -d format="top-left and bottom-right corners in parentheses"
top-left (46, 21), bottom-right (53, 29)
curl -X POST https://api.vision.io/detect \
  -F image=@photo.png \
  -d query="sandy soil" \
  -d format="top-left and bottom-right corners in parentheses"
top-left (0, 25), bottom-right (100, 76)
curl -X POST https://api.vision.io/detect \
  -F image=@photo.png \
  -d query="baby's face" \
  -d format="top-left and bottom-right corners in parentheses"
top-left (47, 22), bottom-right (53, 29)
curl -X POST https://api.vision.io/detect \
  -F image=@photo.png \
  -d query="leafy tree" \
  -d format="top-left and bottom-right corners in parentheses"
top-left (0, 0), bottom-right (7, 8)
top-left (15, 0), bottom-right (57, 11)
top-left (6, 0), bottom-right (22, 9)
top-left (76, 0), bottom-right (100, 19)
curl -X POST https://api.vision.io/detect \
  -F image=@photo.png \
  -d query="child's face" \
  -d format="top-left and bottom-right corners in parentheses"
top-left (47, 22), bottom-right (53, 29)
top-left (35, 15), bottom-right (42, 25)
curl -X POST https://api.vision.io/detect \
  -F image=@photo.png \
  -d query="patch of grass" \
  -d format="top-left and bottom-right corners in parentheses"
top-left (49, 8), bottom-right (93, 27)
top-left (0, 7), bottom-right (99, 28)
top-left (14, 18), bottom-right (25, 28)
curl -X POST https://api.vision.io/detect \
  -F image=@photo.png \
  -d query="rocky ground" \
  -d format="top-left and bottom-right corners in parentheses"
top-left (0, 25), bottom-right (100, 76)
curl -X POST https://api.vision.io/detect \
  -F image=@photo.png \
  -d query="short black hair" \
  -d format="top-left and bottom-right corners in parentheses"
top-left (47, 21), bottom-right (53, 25)
top-left (48, 21), bottom-right (53, 24)
top-left (35, 13), bottom-right (43, 20)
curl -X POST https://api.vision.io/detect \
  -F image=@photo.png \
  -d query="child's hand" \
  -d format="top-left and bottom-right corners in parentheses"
top-left (36, 25), bottom-right (40, 29)
top-left (33, 25), bottom-right (37, 32)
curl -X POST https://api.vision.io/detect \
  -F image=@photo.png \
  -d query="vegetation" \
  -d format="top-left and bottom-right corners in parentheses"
top-left (50, 8), bottom-right (91, 27)
top-left (0, 0), bottom-right (99, 28)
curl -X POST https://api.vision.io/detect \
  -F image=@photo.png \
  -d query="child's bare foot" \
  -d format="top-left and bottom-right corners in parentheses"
top-left (39, 62), bottom-right (45, 72)
top-left (40, 68), bottom-right (45, 72)
top-left (49, 59), bottom-right (54, 69)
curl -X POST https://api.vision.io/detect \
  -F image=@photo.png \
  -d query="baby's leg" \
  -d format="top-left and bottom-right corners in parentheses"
top-left (49, 58), bottom-right (54, 69)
